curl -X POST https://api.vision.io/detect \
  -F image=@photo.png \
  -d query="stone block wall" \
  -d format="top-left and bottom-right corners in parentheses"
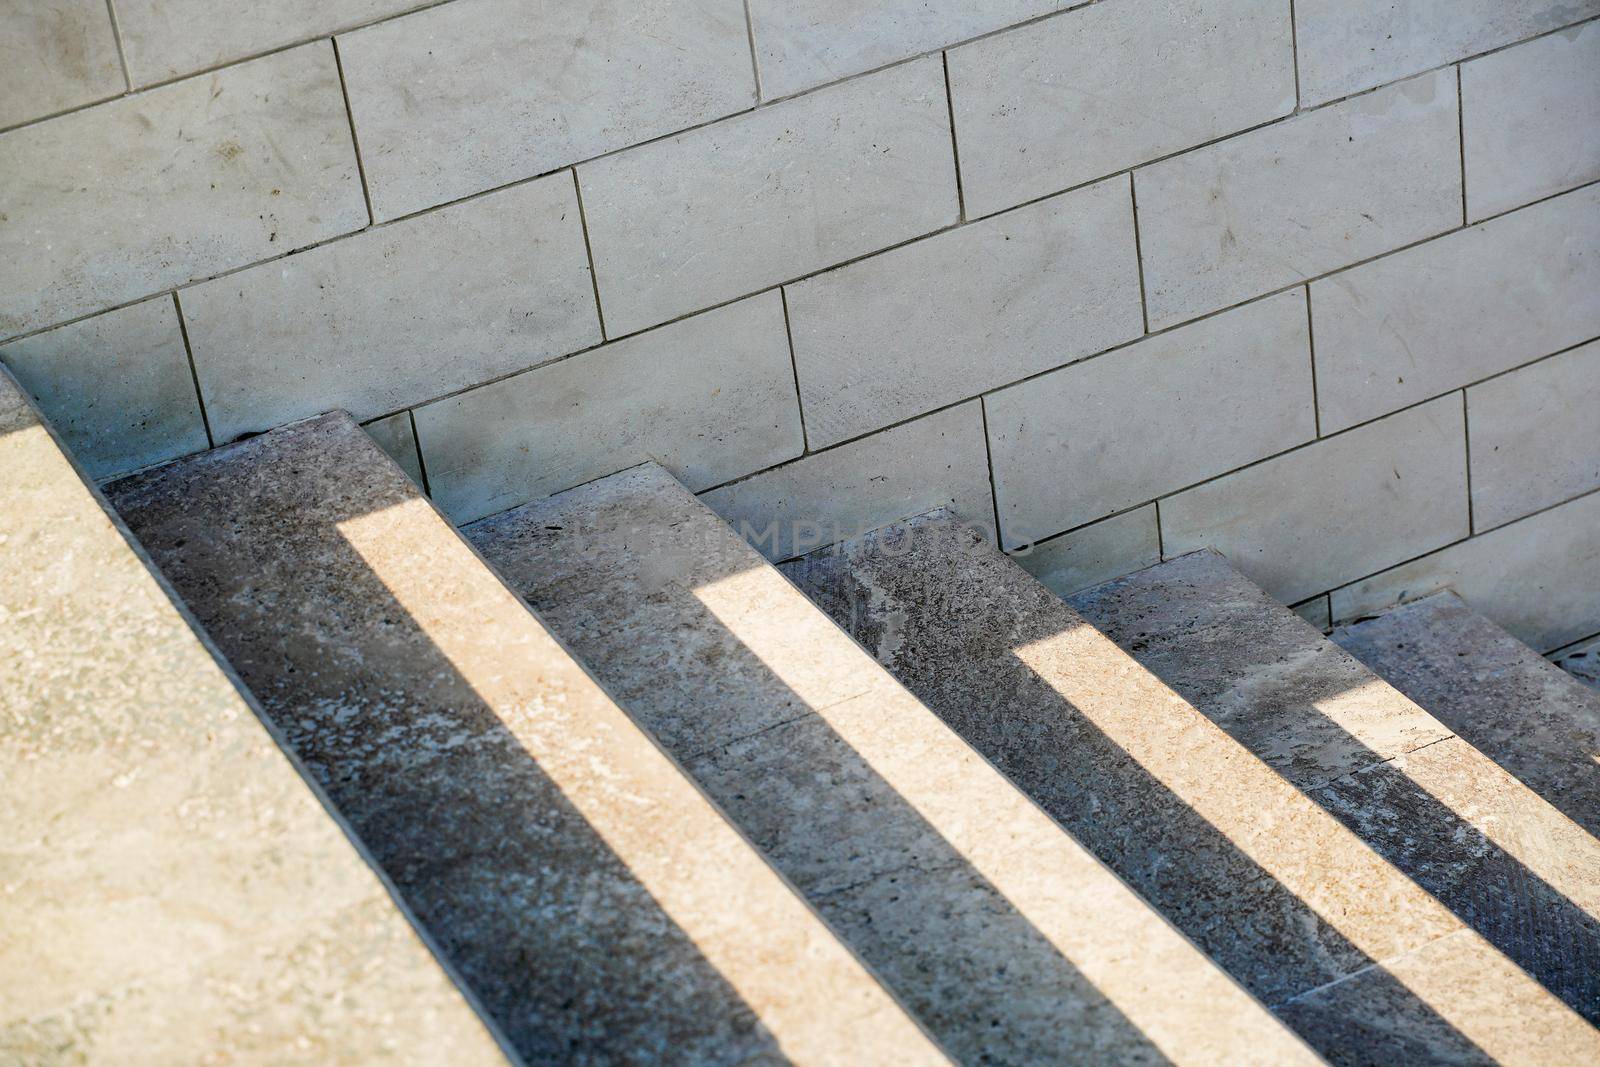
top-left (2, 0), bottom-right (1597, 651)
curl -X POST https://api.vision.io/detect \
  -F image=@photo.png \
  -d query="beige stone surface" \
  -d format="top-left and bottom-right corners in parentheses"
top-left (0, 370), bottom-right (509, 1065)
top-left (0, 295), bottom-right (207, 479)
top-left (1011, 505), bottom-right (1161, 598)
top-left (416, 293), bottom-right (802, 523)
top-left (0, 43), bottom-right (366, 340)
top-left (0, 0), bottom-right (123, 128)
top-left (341, 0), bottom-right (756, 221)
top-left (467, 464), bottom-right (1320, 1066)
top-left (107, 413), bottom-right (936, 1066)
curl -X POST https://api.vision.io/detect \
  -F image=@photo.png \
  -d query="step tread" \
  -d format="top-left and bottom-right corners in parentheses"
top-left (466, 462), bottom-right (1317, 1067)
top-left (787, 516), bottom-right (1600, 1065)
top-left (0, 373), bottom-right (508, 1064)
top-left (1331, 592), bottom-right (1600, 840)
top-left (106, 415), bottom-right (934, 1067)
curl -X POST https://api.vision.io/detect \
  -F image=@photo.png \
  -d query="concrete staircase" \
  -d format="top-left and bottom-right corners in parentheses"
top-left (12, 401), bottom-right (1600, 1064)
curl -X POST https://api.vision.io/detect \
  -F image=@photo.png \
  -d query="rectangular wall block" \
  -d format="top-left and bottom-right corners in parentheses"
top-left (948, 0), bottom-right (1295, 217)
top-left (701, 402), bottom-right (993, 561)
top-left (1311, 185), bottom-right (1600, 433)
top-left (1468, 340), bottom-right (1600, 530)
top-left (1462, 21), bottom-right (1600, 222)
top-left (1332, 491), bottom-right (1600, 652)
top-left (0, 43), bottom-right (366, 341)
top-left (113, 0), bottom-right (428, 84)
top-left (747, 0), bottom-right (1070, 99)
top-left (1010, 505), bottom-right (1161, 599)
top-left (0, 297), bottom-right (207, 480)
top-left (341, 0), bottom-right (757, 221)
top-left (0, 0), bottom-right (124, 129)
top-left (1294, 0), bottom-right (1600, 106)
top-left (416, 293), bottom-right (803, 524)
top-left (788, 177), bottom-right (1141, 448)
top-left (182, 173), bottom-right (598, 443)
top-left (987, 290), bottom-right (1314, 547)
top-left (1135, 69), bottom-right (1461, 329)
top-left (579, 58), bottom-right (958, 336)
top-left (1160, 396), bottom-right (1469, 604)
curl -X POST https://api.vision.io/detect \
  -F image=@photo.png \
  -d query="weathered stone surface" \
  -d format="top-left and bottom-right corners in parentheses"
top-left (1136, 69), bottom-right (1460, 329)
top-left (701, 402), bottom-right (993, 561)
top-left (1467, 339), bottom-right (1600, 529)
top-left (1556, 636), bottom-right (1600, 691)
top-left (1331, 489), bottom-right (1600, 652)
top-left (987, 290), bottom-right (1314, 545)
top-left (1010, 505), bottom-right (1161, 598)
top-left (1072, 549), bottom-right (1600, 1031)
top-left (0, 369), bottom-right (508, 1065)
top-left (0, 0), bottom-right (123, 128)
top-left (0, 296), bottom-right (207, 480)
top-left (416, 293), bottom-right (801, 524)
top-left (1294, 0), bottom-right (1600, 106)
top-left (340, 0), bottom-right (756, 221)
top-left (0, 43), bottom-right (366, 340)
top-left (1462, 21), bottom-right (1600, 221)
top-left (746, 0), bottom-right (1069, 98)
top-left (578, 57), bottom-right (957, 335)
top-left (181, 173), bottom-right (598, 443)
top-left (1333, 592), bottom-right (1600, 838)
top-left (948, 0), bottom-right (1295, 217)
top-left (466, 463), bottom-right (1319, 1067)
top-left (112, 0), bottom-right (428, 84)
top-left (1311, 185), bottom-right (1600, 434)
top-left (1159, 396), bottom-right (1469, 604)
top-left (788, 176), bottom-right (1142, 448)
top-left (106, 414), bottom-right (936, 1066)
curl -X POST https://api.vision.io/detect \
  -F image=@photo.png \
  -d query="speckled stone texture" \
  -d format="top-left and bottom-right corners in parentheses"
top-left (787, 512), bottom-right (1600, 1064)
top-left (106, 414), bottom-right (936, 1067)
top-left (0, 372), bottom-right (508, 1065)
top-left (1332, 593), bottom-right (1600, 841)
top-left (1071, 550), bottom-right (1600, 1045)
top-left (466, 463), bottom-right (1319, 1067)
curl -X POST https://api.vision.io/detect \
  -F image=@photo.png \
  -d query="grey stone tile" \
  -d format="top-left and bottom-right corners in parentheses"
top-left (107, 413), bottom-right (936, 1065)
top-left (469, 465), bottom-right (1319, 1066)
top-left (788, 177), bottom-right (1142, 448)
top-left (1311, 186), bottom-right (1600, 434)
top-left (746, 0), bottom-right (1070, 99)
top-left (182, 173), bottom-right (598, 443)
top-left (700, 402), bottom-right (993, 561)
top-left (1554, 635), bottom-right (1600, 690)
top-left (113, 0), bottom-right (429, 84)
top-left (1333, 592), bottom-right (1600, 838)
top-left (0, 370), bottom-right (508, 1065)
top-left (1468, 340), bottom-right (1600, 529)
top-left (0, 0), bottom-right (123, 128)
top-left (340, 0), bottom-right (757, 222)
top-left (1136, 70), bottom-right (1461, 329)
top-left (1159, 396), bottom-right (1469, 604)
top-left (362, 411), bottom-right (424, 488)
top-left (1331, 489), bottom-right (1600, 652)
top-left (1293, 596), bottom-right (1333, 631)
top-left (1010, 505), bottom-right (1160, 598)
top-left (578, 57), bottom-right (958, 336)
top-left (987, 291), bottom-right (1314, 546)
top-left (416, 293), bottom-right (802, 523)
top-left (1462, 20), bottom-right (1600, 221)
top-left (1294, 0), bottom-right (1600, 106)
top-left (0, 42), bottom-right (366, 341)
top-left (0, 296), bottom-right (206, 480)
top-left (947, 0), bottom-right (1295, 217)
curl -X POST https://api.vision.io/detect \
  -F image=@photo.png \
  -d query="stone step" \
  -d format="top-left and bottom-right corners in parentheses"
top-left (464, 462), bottom-right (1319, 1067)
top-left (1555, 637), bottom-right (1600, 691)
top-left (0, 371), bottom-right (509, 1064)
top-left (783, 514), bottom-right (1600, 1066)
top-left (105, 415), bottom-right (939, 1067)
top-left (1067, 549), bottom-right (1600, 1057)
top-left (1330, 592), bottom-right (1600, 841)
